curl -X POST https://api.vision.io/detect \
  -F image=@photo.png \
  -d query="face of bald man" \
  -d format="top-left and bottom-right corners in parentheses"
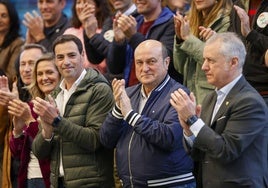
top-left (134, 40), bottom-right (169, 92)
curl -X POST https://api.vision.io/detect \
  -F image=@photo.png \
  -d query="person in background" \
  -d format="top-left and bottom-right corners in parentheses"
top-left (165, 0), bottom-right (191, 14)
top-left (83, 0), bottom-right (137, 67)
top-left (64, 0), bottom-right (111, 74)
top-left (170, 32), bottom-right (268, 188)
top-left (100, 40), bottom-right (196, 187)
top-left (107, 0), bottom-right (180, 87)
top-left (0, 44), bottom-right (47, 188)
top-left (8, 53), bottom-right (60, 188)
top-left (173, 0), bottom-right (232, 104)
top-left (32, 34), bottom-right (115, 188)
top-left (0, 69), bottom-right (11, 187)
top-left (232, 1), bottom-right (268, 106)
top-left (23, 0), bottom-right (70, 51)
top-left (0, 0), bottom-right (24, 87)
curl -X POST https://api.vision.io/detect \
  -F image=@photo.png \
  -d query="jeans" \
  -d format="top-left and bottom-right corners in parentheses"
top-left (169, 181), bottom-right (196, 188)
top-left (27, 178), bottom-right (46, 188)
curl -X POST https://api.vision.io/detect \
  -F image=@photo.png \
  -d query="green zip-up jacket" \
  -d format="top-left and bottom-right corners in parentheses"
top-left (32, 69), bottom-right (115, 188)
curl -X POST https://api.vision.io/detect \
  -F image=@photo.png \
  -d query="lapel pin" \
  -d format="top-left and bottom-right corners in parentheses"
top-left (226, 101), bottom-right (229, 106)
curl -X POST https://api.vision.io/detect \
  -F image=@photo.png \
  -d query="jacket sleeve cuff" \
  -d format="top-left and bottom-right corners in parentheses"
top-left (112, 104), bottom-right (123, 119)
top-left (124, 110), bottom-right (141, 127)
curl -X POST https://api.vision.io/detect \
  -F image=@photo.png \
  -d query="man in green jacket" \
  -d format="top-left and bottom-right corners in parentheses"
top-left (32, 34), bottom-right (115, 188)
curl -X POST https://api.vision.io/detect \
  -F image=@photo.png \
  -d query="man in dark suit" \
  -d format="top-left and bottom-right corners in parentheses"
top-left (170, 32), bottom-right (268, 188)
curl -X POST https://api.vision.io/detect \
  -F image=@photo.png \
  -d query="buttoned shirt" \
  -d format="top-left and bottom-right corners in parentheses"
top-left (55, 69), bottom-right (86, 176)
top-left (185, 74), bottom-right (242, 146)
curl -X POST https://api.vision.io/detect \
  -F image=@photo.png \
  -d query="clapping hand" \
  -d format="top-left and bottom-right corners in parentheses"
top-left (0, 76), bottom-right (18, 106)
top-left (112, 78), bottom-right (132, 117)
top-left (23, 10), bottom-right (45, 43)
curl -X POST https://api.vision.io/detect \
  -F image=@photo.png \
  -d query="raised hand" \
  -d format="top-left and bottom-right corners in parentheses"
top-left (170, 89), bottom-right (198, 136)
top-left (234, 5), bottom-right (251, 37)
top-left (8, 99), bottom-right (33, 123)
top-left (78, 3), bottom-right (98, 39)
top-left (116, 14), bottom-right (137, 39)
top-left (112, 78), bottom-right (132, 117)
top-left (8, 99), bottom-right (35, 137)
top-left (199, 26), bottom-right (216, 41)
top-left (32, 96), bottom-right (59, 125)
top-left (174, 11), bottom-right (190, 41)
top-left (170, 89), bottom-right (196, 121)
top-left (23, 10), bottom-right (45, 43)
top-left (0, 76), bottom-right (16, 106)
top-left (113, 12), bottom-right (126, 43)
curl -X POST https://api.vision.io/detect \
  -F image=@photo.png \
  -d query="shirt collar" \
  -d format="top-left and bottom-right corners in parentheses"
top-left (140, 74), bottom-right (170, 97)
top-left (216, 74), bottom-right (242, 96)
top-left (59, 69), bottom-right (87, 91)
top-left (141, 85), bottom-right (151, 99)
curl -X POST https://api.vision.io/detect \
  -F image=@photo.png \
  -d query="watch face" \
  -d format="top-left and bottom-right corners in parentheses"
top-left (52, 116), bottom-right (61, 127)
top-left (187, 115), bottom-right (198, 126)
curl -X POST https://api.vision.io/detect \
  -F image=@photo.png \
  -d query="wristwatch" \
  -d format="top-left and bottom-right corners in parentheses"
top-left (52, 115), bottom-right (62, 127)
top-left (186, 115), bottom-right (198, 126)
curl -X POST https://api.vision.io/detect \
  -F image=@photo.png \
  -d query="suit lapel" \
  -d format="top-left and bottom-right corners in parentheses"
top-left (211, 76), bottom-right (246, 125)
top-left (201, 91), bottom-right (217, 126)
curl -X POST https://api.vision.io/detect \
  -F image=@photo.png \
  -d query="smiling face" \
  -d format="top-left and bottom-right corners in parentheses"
top-left (0, 3), bottom-right (10, 35)
top-left (37, 0), bottom-right (66, 27)
top-left (54, 41), bottom-right (84, 88)
top-left (36, 60), bottom-right (60, 95)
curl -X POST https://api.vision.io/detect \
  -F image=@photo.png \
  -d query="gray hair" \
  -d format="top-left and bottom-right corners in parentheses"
top-left (205, 32), bottom-right (246, 68)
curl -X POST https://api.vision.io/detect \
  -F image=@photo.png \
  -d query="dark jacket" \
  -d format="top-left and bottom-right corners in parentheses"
top-left (83, 11), bottom-right (139, 65)
top-left (192, 76), bottom-right (268, 188)
top-left (107, 7), bottom-right (182, 86)
top-left (32, 69), bottom-right (115, 188)
top-left (9, 102), bottom-right (50, 188)
top-left (38, 14), bottom-right (70, 51)
top-left (100, 75), bottom-right (195, 187)
top-left (230, 0), bottom-right (268, 92)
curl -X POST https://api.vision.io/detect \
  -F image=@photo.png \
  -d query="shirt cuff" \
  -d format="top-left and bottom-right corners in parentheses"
top-left (189, 118), bottom-right (205, 137)
top-left (184, 133), bottom-right (195, 147)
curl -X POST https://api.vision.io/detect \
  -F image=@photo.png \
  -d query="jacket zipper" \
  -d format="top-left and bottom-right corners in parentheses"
top-left (128, 131), bottom-right (135, 188)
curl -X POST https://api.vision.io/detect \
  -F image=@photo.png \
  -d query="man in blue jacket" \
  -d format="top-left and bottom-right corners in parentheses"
top-left (100, 40), bottom-right (196, 187)
top-left (106, 0), bottom-right (182, 86)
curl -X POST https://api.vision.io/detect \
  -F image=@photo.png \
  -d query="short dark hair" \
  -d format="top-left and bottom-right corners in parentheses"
top-left (52, 34), bottom-right (83, 54)
top-left (0, 0), bottom-right (21, 49)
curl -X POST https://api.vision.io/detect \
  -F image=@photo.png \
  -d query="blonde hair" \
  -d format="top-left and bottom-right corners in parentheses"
top-left (189, 0), bottom-right (232, 37)
top-left (28, 53), bottom-right (60, 99)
